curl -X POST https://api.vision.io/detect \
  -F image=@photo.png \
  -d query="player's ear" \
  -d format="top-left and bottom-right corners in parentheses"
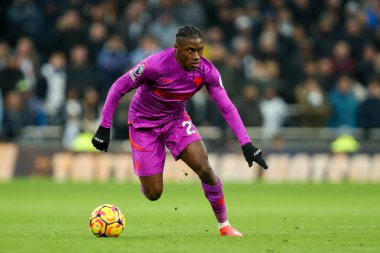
top-left (174, 43), bottom-right (180, 55)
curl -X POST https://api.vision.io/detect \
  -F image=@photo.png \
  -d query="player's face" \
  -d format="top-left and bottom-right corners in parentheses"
top-left (175, 37), bottom-right (204, 71)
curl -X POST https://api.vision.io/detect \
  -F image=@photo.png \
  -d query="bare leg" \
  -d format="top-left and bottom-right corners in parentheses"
top-left (179, 140), bottom-right (217, 185)
top-left (139, 173), bottom-right (163, 201)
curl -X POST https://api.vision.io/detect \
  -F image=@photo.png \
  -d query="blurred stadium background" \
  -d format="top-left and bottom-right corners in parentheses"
top-left (1, 0), bottom-right (380, 183)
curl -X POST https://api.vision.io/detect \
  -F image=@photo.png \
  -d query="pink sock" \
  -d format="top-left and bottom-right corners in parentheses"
top-left (201, 178), bottom-right (227, 223)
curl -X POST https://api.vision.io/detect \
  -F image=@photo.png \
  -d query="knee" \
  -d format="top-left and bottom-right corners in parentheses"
top-left (197, 163), bottom-right (213, 178)
top-left (195, 161), bottom-right (215, 181)
top-left (143, 188), bottom-right (163, 201)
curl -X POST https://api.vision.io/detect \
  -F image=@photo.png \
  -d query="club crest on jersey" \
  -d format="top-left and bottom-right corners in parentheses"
top-left (194, 76), bottom-right (203, 86)
top-left (129, 63), bottom-right (145, 81)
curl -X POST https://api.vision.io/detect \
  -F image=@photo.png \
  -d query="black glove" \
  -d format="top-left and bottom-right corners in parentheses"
top-left (242, 143), bottom-right (268, 169)
top-left (91, 126), bottom-right (110, 152)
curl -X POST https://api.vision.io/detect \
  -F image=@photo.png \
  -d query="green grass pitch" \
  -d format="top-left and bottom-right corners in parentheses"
top-left (0, 179), bottom-right (379, 253)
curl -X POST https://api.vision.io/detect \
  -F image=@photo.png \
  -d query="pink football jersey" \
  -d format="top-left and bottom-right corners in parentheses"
top-left (101, 48), bottom-right (251, 145)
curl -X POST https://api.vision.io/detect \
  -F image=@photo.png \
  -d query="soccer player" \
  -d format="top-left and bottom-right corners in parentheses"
top-left (92, 25), bottom-right (268, 237)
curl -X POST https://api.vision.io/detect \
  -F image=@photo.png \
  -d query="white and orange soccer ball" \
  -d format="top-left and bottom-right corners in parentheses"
top-left (89, 204), bottom-right (126, 237)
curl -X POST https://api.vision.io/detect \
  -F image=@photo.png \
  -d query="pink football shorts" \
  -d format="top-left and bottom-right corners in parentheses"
top-left (128, 115), bottom-right (202, 177)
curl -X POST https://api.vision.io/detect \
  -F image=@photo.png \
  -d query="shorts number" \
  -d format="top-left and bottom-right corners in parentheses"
top-left (182, 121), bottom-right (198, 135)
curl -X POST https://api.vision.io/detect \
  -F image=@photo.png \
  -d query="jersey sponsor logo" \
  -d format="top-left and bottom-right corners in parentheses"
top-left (129, 63), bottom-right (145, 82)
top-left (153, 88), bottom-right (195, 100)
top-left (193, 76), bottom-right (203, 86)
top-left (161, 78), bottom-right (173, 83)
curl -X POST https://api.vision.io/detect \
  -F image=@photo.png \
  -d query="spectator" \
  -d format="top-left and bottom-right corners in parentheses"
top-left (372, 26), bottom-right (380, 51)
top-left (204, 26), bottom-right (225, 47)
top-left (40, 51), bottom-right (67, 123)
top-left (357, 44), bottom-right (376, 85)
top-left (147, 12), bottom-right (180, 48)
top-left (231, 36), bottom-right (254, 83)
top-left (0, 54), bottom-right (26, 97)
top-left (236, 84), bottom-right (263, 127)
top-left (2, 91), bottom-right (37, 140)
top-left (0, 41), bottom-right (10, 70)
top-left (53, 9), bottom-right (87, 55)
top-left (86, 1), bottom-right (118, 28)
top-left (329, 41), bottom-right (356, 79)
top-left (15, 36), bottom-right (39, 90)
top-left (363, 0), bottom-right (380, 30)
top-left (295, 78), bottom-right (330, 127)
top-left (327, 74), bottom-right (359, 128)
top-left (322, 0), bottom-right (345, 29)
top-left (358, 78), bottom-right (380, 132)
top-left (372, 53), bottom-right (380, 77)
top-left (97, 35), bottom-right (129, 99)
top-left (317, 57), bottom-right (336, 92)
top-left (340, 16), bottom-right (368, 61)
top-left (256, 22), bottom-right (280, 62)
top-left (129, 34), bottom-right (161, 66)
top-left (313, 16), bottom-right (337, 57)
top-left (234, 15), bottom-right (254, 42)
top-left (174, 0), bottom-right (207, 28)
top-left (81, 87), bottom-right (101, 134)
top-left (61, 89), bottom-right (82, 150)
top-left (6, 0), bottom-right (44, 46)
top-left (291, 0), bottom-right (319, 26)
top-left (87, 22), bottom-right (108, 63)
top-left (117, 1), bottom-right (151, 51)
top-left (260, 86), bottom-right (288, 138)
top-left (66, 45), bottom-right (99, 99)
top-left (207, 42), bottom-right (242, 101)
top-left (276, 7), bottom-right (295, 39)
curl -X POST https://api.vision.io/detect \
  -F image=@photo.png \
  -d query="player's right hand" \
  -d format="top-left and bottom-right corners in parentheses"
top-left (92, 126), bottom-right (110, 152)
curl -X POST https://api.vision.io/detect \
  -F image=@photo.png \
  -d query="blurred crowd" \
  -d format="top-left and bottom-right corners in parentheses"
top-left (1, 0), bottom-right (380, 148)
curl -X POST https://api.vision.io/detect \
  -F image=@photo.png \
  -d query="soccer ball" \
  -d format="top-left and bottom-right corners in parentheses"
top-left (89, 204), bottom-right (126, 237)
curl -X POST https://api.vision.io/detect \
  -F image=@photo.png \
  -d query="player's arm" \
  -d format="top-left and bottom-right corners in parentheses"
top-left (206, 72), bottom-right (268, 169)
top-left (92, 62), bottom-right (152, 152)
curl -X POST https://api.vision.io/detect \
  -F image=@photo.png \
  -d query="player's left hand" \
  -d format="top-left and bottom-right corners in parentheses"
top-left (241, 142), bottom-right (268, 169)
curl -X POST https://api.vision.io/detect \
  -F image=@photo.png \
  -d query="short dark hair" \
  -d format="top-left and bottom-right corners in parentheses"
top-left (176, 25), bottom-right (204, 41)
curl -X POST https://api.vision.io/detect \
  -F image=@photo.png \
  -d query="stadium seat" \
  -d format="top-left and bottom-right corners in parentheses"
top-left (286, 153), bottom-right (311, 182)
top-left (51, 152), bottom-right (73, 182)
top-left (94, 153), bottom-right (113, 182)
top-left (112, 153), bottom-right (134, 182)
top-left (262, 154), bottom-right (289, 182)
top-left (369, 154), bottom-right (380, 182)
top-left (310, 154), bottom-right (329, 182)
top-left (71, 153), bottom-right (96, 182)
top-left (218, 153), bottom-right (258, 182)
top-left (0, 143), bottom-right (18, 181)
top-left (326, 153), bottom-right (349, 183)
top-left (347, 154), bottom-right (371, 182)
